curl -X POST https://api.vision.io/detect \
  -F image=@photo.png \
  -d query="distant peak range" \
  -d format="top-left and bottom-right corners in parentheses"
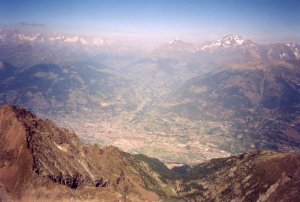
top-left (201, 34), bottom-right (257, 50)
top-left (164, 38), bottom-right (199, 52)
top-left (0, 28), bottom-right (300, 71)
top-left (1, 28), bottom-right (299, 52)
top-left (168, 38), bottom-right (181, 44)
top-left (164, 34), bottom-right (300, 58)
top-left (0, 28), bottom-right (111, 47)
top-left (155, 34), bottom-right (300, 62)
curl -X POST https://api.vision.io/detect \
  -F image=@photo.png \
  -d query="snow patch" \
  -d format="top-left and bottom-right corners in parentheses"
top-left (224, 40), bottom-right (231, 45)
top-left (80, 37), bottom-right (88, 45)
top-left (236, 39), bottom-right (244, 45)
top-left (295, 48), bottom-right (299, 57)
top-left (93, 38), bottom-right (104, 45)
top-left (78, 159), bottom-right (95, 179)
top-left (64, 36), bottom-right (79, 43)
top-left (54, 143), bottom-right (68, 152)
top-left (169, 38), bottom-right (179, 45)
top-left (18, 34), bottom-right (38, 41)
top-left (48, 36), bottom-right (63, 41)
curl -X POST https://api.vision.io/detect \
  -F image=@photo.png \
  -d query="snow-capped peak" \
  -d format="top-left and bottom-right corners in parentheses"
top-left (286, 42), bottom-right (300, 58)
top-left (0, 29), bottom-right (110, 47)
top-left (169, 38), bottom-right (181, 45)
top-left (18, 33), bottom-right (41, 41)
top-left (201, 34), bottom-right (255, 50)
top-left (163, 38), bottom-right (199, 52)
top-left (219, 34), bottom-right (245, 45)
top-left (64, 36), bottom-right (79, 43)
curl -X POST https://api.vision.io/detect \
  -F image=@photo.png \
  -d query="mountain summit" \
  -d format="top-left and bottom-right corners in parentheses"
top-left (201, 34), bottom-right (256, 50)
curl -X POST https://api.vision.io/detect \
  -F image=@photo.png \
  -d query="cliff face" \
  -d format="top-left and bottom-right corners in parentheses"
top-left (0, 104), bottom-right (300, 202)
top-left (0, 104), bottom-right (161, 201)
top-left (0, 104), bottom-right (34, 200)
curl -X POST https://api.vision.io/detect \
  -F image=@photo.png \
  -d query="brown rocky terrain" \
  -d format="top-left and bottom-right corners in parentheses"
top-left (0, 104), bottom-right (300, 202)
top-left (176, 150), bottom-right (300, 202)
top-left (0, 104), bottom-right (165, 201)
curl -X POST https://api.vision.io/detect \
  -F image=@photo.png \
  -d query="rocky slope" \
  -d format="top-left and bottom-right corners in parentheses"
top-left (0, 104), bottom-right (169, 201)
top-left (0, 104), bottom-right (300, 201)
top-left (176, 150), bottom-right (300, 202)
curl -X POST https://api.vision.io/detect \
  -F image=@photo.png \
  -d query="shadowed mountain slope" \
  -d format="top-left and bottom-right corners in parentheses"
top-left (164, 61), bottom-right (300, 153)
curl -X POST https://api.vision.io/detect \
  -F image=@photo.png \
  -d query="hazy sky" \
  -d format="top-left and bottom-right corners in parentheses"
top-left (0, 0), bottom-right (299, 43)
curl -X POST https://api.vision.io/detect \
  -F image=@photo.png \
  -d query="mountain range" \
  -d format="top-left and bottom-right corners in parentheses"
top-left (0, 29), bottom-right (110, 46)
top-left (0, 29), bottom-right (299, 164)
top-left (1, 29), bottom-right (299, 63)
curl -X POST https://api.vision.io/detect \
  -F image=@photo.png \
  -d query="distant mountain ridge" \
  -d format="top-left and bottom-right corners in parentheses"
top-left (154, 34), bottom-right (300, 62)
top-left (0, 29), bottom-right (110, 46)
top-left (1, 29), bottom-right (299, 61)
top-left (201, 34), bottom-right (257, 50)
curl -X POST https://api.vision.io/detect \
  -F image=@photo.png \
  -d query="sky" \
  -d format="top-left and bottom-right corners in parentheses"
top-left (0, 0), bottom-right (300, 44)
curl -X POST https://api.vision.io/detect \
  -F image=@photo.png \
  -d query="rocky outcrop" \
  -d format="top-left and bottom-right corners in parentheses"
top-left (11, 105), bottom-right (110, 189)
top-left (0, 104), bottom-right (161, 201)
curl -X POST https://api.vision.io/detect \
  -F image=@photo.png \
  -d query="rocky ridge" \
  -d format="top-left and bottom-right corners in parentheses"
top-left (0, 104), bottom-right (163, 201)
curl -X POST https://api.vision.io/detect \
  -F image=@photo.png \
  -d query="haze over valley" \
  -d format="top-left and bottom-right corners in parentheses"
top-left (1, 29), bottom-right (299, 164)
